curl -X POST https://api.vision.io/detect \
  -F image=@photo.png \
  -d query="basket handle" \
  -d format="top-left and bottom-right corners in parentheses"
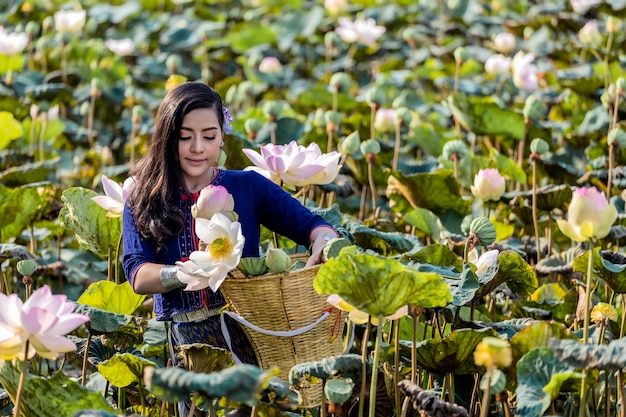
top-left (220, 309), bottom-right (333, 365)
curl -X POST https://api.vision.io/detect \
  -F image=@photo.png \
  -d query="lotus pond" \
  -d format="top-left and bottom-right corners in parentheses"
top-left (1, 0), bottom-right (626, 416)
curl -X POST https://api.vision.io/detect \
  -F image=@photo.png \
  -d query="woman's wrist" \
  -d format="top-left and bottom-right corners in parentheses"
top-left (160, 265), bottom-right (184, 292)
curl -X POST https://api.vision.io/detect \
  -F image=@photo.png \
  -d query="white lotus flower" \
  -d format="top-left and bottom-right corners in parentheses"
top-left (335, 17), bottom-right (386, 47)
top-left (485, 54), bottom-right (511, 75)
top-left (105, 38), bottom-right (134, 56)
top-left (53, 10), bottom-right (86, 33)
top-left (0, 27), bottom-right (28, 56)
top-left (176, 213), bottom-right (245, 292)
top-left (468, 249), bottom-right (500, 276)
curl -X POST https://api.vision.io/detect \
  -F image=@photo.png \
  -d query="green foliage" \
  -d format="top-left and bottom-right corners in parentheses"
top-left (59, 187), bottom-right (122, 259)
top-left (0, 183), bottom-right (55, 241)
top-left (0, 111), bottom-right (23, 148)
top-left (98, 352), bottom-right (157, 387)
top-left (479, 250), bottom-right (538, 297)
top-left (77, 281), bottom-right (145, 315)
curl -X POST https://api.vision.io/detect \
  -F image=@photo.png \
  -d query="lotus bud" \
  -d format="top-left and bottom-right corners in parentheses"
top-left (244, 118), bottom-right (263, 140)
top-left (329, 72), bottom-right (352, 93)
top-left (90, 78), bottom-right (101, 96)
top-left (339, 131), bottom-right (360, 155)
top-left (265, 248), bottom-right (292, 273)
top-left (373, 108), bottom-right (396, 133)
top-left (258, 56), bottom-right (282, 74)
top-left (608, 127), bottom-right (626, 149)
top-left (325, 110), bottom-right (342, 132)
top-left (323, 238), bottom-right (352, 262)
top-left (394, 107), bottom-right (412, 127)
top-left (238, 80), bottom-right (254, 97)
top-left (30, 104), bottom-right (39, 121)
top-left (401, 26), bottom-right (420, 46)
top-left (453, 46), bottom-right (469, 64)
top-left (530, 138), bottom-right (549, 155)
top-left (79, 101), bottom-right (90, 117)
top-left (132, 105), bottom-right (145, 123)
top-left (473, 336), bottom-right (512, 370)
top-left (360, 139), bottom-right (380, 156)
top-left (25, 21), bottom-right (40, 35)
top-left (324, 0), bottom-right (348, 16)
top-left (17, 260), bottom-right (37, 276)
top-left (441, 139), bottom-right (468, 161)
top-left (616, 77), bottom-right (626, 94)
top-left (606, 16), bottom-right (621, 33)
top-left (366, 85), bottom-right (386, 108)
top-left (166, 54), bottom-right (182, 73)
top-left (313, 108), bottom-right (327, 129)
top-left (493, 32), bottom-right (516, 54)
top-left (578, 21), bottom-right (602, 46)
top-left (471, 168), bottom-right (505, 202)
top-left (125, 85), bottom-right (137, 101)
top-left (523, 26), bottom-right (535, 40)
top-left (47, 105), bottom-right (59, 121)
top-left (601, 84), bottom-right (617, 109)
top-left (469, 216), bottom-right (497, 246)
top-left (325, 31), bottom-right (341, 49)
top-left (324, 379), bottom-right (354, 415)
top-left (523, 95), bottom-right (545, 122)
top-left (262, 101), bottom-right (283, 120)
top-left (238, 257), bottom-right (269, 276)
top-left (42, 16), bottom-right (54, 32)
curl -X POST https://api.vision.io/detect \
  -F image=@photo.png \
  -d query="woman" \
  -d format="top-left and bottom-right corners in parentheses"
top-left (122, 82), bottom-right (339, 367)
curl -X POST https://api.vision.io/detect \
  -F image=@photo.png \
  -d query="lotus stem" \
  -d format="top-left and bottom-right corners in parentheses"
top-left (618, 371), bottom-right (626, 417)
top-left (411, 308), bottom-right (418, 384)
top-left (61, 40), bottom-right (68, 85)
top-left (13, 340), bottom-right (30, 417)
top-left (368, 315), bottom-right (384, 417)
top-left (479, 369), bottom-right (492, 417)
top-left (603, 32), bottom-right (614, 92)
top-left (107, 246), bottom-right (113, 282)
top-left (332, 89), bottom-right (338, 113)
top-left (270, 121), bottom-right (276, 145)
top-left (369, 104), bottom-right (376, 142)
top-left (115, 231), bottom-right (123, 285)
top-left (394, 318), bottom-right (401, 417)
top-left (531, 160), bottom-right (541, 262)
top-left (87, 90), bottom-right (96, 148)
top-left (186, 392), bottom-right (199, 417)
top-left (29, 115), bottom-right (36, 156)
top-left (469, 374), bottom-right (480, 417)
top-left (452, 154), bottom-right (459, 180)
top-left (345, 44), bottom-right (358, 73)
top-left (392, 121), bottom-right (401, 172)
top-left (607, 143), bottom-right (615, 202)
top-left (579, 240), bottom-right (595, 417)
top-left (358, 320), bottom-right (371, 417)
top-left (367, 159), bottom-right (377, 216)
top-left (327, 129), bottom-right (334, 154)
top-left (81, 332), bottom-right (91, 387)
top-left (38, 114), bottom-right (48, 162)
top-left (454, 60), bottom-right (461, 94)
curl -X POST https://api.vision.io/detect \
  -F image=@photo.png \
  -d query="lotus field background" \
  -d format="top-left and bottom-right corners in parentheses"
top-left (2, 0), bottom-right (626, 416)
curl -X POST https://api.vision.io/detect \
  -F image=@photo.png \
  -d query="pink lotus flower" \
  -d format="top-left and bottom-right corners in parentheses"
top-left (511, 51), bottom-right (539, 91)
top-left (471, 168), bottom-right (506, 201)
top-left (258, 56), bottom-right (282, 74)
top-left (557, 187), bottom-right (617, 242)
top-left (374, 108), bottom-right (396, 133)
top-left (92, 175), bottom-right (136, 218)
top-left (191, 184), bottom-right (236, 221)
top-left (335, 17), bottom-right (386, 47)
top-left (243, 141), bottom-right (341, 188)
top-left (105, 38), bottom-right (135, 56)
top-left (0, 27), bottom-right (28, 56)
top-left (0, 285), bottom-right (89, 360)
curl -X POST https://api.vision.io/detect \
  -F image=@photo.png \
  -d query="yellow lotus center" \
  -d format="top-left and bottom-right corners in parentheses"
top-left (209, 237), bottom-right (233, 260)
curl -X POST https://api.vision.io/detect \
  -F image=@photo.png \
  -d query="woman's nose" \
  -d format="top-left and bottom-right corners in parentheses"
top-left (190, 136), bottom-right (202, 153)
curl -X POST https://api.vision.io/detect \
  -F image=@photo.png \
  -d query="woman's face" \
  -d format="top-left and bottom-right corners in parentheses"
top-left (177, 107), bottom-right (222, 192)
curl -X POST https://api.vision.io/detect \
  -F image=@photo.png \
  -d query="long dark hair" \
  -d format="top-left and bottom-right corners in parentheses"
top-left (127, 82), bottom-right (225, 248)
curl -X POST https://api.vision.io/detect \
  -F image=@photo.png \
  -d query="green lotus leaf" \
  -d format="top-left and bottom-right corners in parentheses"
top-left (534, 246), bottom-right (583, 276)
top-left (59, 187), bottom-right (122, 259)
top-left (0, 183), bottom-right (55, 242)
top-left (263, 376), bottom-right (302, 408)
top-left (513, 184), bottom-right (573, 212)
top-left (314, 247), bottom-right (452, 317)
top-left (488, 148), bottom-right (526, 185)
top-left (344, 221), bottom-right (414, 256)
top-left (0, 54), bottom-right (24, 75)
top-left (479, 250), bottom-right (538, 297)
top-left (510, 321), bottom-right (575, 367)
top-left (255, 117), bottom-right (304, 145)
top-left (148, 364), bottom-right (274, 406)
top-left (0, 111), bottom-right (23, 149)
top-left (447, 263), bottom-right (480, 307)
top-left (77, 281), bottom-right (145, 315)
top-left (89, 1), bottom-right (141, 24)
top-left (98, 352), bottom-right (157, 388)
top-left (387, 169), bottom-right (469, 216)
top-left (0, 159), bottom-right (60, 187)
top-left (289, 354), bottom-right (368, 388)
top-left (404, 208), bottom-right (445, 242)
top-left (73, 410), bottom-right (121, 417)
top-left (411, 328), bottom-right (498, 375)
top-left (576, 105), bottom-right (610, 136)
top-left (410, 244), bottom-right (463, 272)
top-left (0, 243), bottom-right (36, 261)
top-left (138, 318), bottom-right (168, 357)
top-left (74, 304), bottom-right (148, 350)
top-left (573, 248), bottom-right (626, 293)
top-left (0, 360), bottom-right (115, 417)
top-left (73, 335), bottom-right (141, 368)
top-left (516, 347), bottom-right (582, 417)
top-left (176, 343), bottom-right (235, 374)
top-left (480, 368), bottom-right (506, 394)
top-left (550, 337), bottom-right (626, 371)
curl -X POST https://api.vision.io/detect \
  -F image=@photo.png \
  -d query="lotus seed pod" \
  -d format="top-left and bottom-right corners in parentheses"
top-left (329, 72), bottom-right (352, 93)
top-left (324, 379), bottom-right (354, 407)
top-left (125, 85), bottom-right (137, 100)
top-left (601, 84), bottom-right (616, 109)
top-left (25, 21), bottom-right (40, 35)
top-left (394, 107), bottom-right (412, 126)
top-left (166, 54), bottom-right (182, 72)
top-left (523, 95), bottom-right (545, 121)
top-left (313, 108), bottom-right (327, 129)
top-left (339, 131), bottom-right (360, 154)
top-left (360, 139), bottom-right (381, 156)
top-left (244, 118), bottom-right (263, 134)
top-left (132, 105), bottom-right (146, 119)
top-left (616, 77), bottom-right (626, 94)
top-left (265, 248), bottom-right (292, 273)
top-left (530, 138), bottom-right (549, 155)
top-left (441, 139), bottom-right (468, 160)
top-left (17, 260), bottom-right (37, 276)
top-left (325, 31), bottom-right (341, 49)
top-left (366, 85), bottom-right (386, 107)
top-left (608, 127), bottom-right (626, 149)
top-left (469, 216), bottom-right (497, 246)
top-left (262, 101), bottom-right (283, 118)
top-left (322, 238), bottom-right (352, 262)
top-left (460, 214), bottom-right (475, 236)
top-left (454, 47), bottom-right (469, 64)
top-left (401, 26), bottom-right (420, 43)
top-left (325, 110), bottom-right (342, 126)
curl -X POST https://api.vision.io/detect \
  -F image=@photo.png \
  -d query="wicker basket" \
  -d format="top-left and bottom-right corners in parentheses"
top-left (220, 253), bottom-right (345, 407)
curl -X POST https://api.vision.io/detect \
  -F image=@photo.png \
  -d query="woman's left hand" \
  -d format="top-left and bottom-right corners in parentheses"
top-left (305, 227), bottom-right (339, 267)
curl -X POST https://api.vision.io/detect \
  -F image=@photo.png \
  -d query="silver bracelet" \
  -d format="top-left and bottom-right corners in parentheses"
top-left (160, 265), bottom-right (184, 292)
